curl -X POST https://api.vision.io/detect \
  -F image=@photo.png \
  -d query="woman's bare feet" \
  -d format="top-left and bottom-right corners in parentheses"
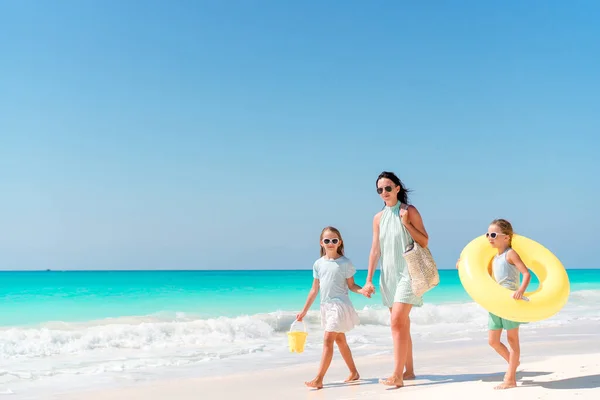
top-left (304, 378), bottom-right (323, 389)
top-left (344, 372), bottom-right (360, 382)
top-left (494, 380), bottom-right (517, 390)
top-left (403, 371), bottom-right (416, 380)
top-left (379, 375), bottom-right (404, 387)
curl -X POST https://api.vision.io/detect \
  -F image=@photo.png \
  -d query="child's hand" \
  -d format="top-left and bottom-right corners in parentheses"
top-left (363, 281), bottom-right (376, 296)
top-left (455, 258), bottom-right (461, 269)
top-left (296, 311), bottom-right (307, 321)
top-left (359, 288), bottom-right (371, 298)
top-left (512, 289), bottom-right (525, 300)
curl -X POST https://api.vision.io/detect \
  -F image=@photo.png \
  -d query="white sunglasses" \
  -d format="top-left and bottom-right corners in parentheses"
top-left (485, 232), bottom-right (507, 239)
top-left (322, 238), bottom-right (340, 245)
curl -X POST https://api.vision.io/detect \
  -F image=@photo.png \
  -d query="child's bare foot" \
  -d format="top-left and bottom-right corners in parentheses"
top-left (304, 378), bottom-right (323, 389)
top-left (494, 380), bottom-right (517, 390)
top-left (344, 372), bottom-right (360, 382)
top-left (379, 376), bottom-right (404, 387)
top-left (403, 371), bottom-right (416, 380)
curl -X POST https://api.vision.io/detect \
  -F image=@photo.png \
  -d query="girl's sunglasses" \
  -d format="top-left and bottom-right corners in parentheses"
top-left (323, 238), bottom-right (340, 245)
top-left (485, 232), bottom-right (506, 239)
top-left (377, 186), bottom-right (393, 194)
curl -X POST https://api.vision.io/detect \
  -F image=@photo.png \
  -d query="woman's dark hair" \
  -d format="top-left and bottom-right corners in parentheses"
top-left (376, 171), bottom-right (411, 204)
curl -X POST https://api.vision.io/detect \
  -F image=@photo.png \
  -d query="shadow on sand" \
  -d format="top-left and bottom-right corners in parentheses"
top-left (312, 370), bottom-right (600, 392)
top-left (380, 371), bottom-right (553, 390)
top-left (313, 371), bottom-right (553, 391)
top-left (521, 374), bottom-right (600, 390)
top-left (319, 378), bottom-right (380, 389)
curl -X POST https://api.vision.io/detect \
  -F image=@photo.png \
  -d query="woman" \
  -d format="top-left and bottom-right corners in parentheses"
top-left (363, 171), bottom-right (429, 388)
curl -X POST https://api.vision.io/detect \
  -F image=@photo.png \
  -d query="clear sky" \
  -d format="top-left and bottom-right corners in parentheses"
top-left (1, 1), bottom-right (598, 270)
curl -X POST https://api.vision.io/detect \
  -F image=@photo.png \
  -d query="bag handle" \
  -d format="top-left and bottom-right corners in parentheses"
top-left (399, 203), bottom-right (416, 248)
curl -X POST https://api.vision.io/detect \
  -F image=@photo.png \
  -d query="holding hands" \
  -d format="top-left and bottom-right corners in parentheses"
top-left (362, 281), bottom-right (376, 298)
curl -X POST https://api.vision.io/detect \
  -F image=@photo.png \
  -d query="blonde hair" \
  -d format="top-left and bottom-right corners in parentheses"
top-left (490, 218), bottom-right (514, 246)
top-left (319, 226), bottom-right (345, 257)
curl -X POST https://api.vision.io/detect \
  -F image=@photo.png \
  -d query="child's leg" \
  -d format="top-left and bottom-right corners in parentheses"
top-left (488, 329), bottom-right (510, 363)
top-left (305, 331), bottom-right (338, 389)
top-left (334, 333), bottom-right (360, 382)
top-left (495, 328), bottom-right (520, 390)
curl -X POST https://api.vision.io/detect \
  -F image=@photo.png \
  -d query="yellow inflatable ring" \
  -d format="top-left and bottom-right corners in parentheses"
top-left (458, 234), bottom-right (569, 323)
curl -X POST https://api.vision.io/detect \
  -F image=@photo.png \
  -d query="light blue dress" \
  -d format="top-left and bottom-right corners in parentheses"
top-left (313, 256), bottom-right (360, 332)
top-left (378, 202), bottom-right (423, 308)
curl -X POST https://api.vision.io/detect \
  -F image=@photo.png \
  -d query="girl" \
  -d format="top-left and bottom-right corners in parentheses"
top-left (457, 218), bottom-right (531, 390)
top-left (296, 226), bottom-right (369, 389)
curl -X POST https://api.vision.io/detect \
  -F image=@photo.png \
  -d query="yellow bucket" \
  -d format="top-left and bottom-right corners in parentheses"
top-left (287, 320), bottom-right (308, 353)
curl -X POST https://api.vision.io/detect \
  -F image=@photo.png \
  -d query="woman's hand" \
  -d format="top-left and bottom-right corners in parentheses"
top-left (400, 206), bottom-right (410, 226)
top-left (363, 281), bottom-right (376, 296)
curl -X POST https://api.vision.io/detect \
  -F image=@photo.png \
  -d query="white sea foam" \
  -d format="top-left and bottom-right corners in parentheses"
top-left (1, 289), bottom-right (598, 397)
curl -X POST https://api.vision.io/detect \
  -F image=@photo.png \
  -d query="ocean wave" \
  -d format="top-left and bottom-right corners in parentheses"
top-left (0, 315), bottom-right (274, 358)
top-left (1, 288), bottom-right (598, 361)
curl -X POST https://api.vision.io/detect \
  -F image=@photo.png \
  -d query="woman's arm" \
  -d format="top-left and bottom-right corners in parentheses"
top-left (401, 205), bottom-right (429, 248)
top-left (364, 212), bottom-right (382, 293)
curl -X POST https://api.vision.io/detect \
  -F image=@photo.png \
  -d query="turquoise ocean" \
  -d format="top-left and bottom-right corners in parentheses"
top-left (1, 269), bottom-right (599, 397)
top-left (2, 270), bottom-right (600, 326)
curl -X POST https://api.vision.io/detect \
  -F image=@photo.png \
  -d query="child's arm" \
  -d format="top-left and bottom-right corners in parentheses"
top-left (296, 279), bottom-right (319, 321)
top-left (347, 276), bottom-right (370, 298)
top-left (507, 249), bottom-right (531, 300)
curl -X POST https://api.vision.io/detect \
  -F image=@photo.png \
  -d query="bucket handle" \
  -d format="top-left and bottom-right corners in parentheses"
top-left (289, 319), bottom-right (307, 333)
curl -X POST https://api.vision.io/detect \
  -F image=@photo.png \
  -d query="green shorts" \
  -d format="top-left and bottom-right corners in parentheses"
top-left (488, 312), bottom-right (520, 331)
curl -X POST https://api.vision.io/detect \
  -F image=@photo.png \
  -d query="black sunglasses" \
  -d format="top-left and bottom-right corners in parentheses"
top-left (377, 186), bottom-right (393, 194)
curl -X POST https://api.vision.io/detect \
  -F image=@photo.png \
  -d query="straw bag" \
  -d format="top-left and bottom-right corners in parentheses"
top-left (400, 204), bottom-right (440, 297)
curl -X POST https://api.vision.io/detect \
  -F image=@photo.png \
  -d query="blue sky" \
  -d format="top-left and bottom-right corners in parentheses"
top-left (1, 1), bottom-right (598, 270)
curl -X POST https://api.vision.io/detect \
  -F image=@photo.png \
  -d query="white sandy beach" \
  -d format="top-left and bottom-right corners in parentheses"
top-left (53, 341), bottom-right (600, 400)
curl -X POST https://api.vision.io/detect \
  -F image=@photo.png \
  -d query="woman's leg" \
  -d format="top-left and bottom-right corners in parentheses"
top-left (404, 317), bottom-right (415, 379)
top-left (388, 308), bottom-right (415, 379)
top-left (380, 302), bottom-right (413, 387)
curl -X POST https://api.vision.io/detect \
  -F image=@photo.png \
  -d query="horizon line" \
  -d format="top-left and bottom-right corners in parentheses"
top-left (0, 268), bottom-right (597, 272)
